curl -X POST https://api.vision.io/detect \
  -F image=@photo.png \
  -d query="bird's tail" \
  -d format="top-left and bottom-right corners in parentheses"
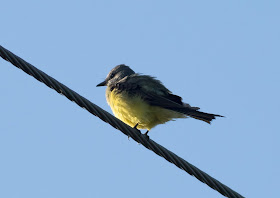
top-left (187, 110), bottom-right (223, 124)
top-left (145, 92), bottom-right (223, 124)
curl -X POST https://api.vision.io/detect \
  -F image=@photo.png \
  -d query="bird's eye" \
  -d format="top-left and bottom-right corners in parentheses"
top-left (110, 73), bottom-right (115, 78)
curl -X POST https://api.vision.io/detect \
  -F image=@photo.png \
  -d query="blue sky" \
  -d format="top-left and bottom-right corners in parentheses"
top-left (1, 1), bottom-right (279, 198)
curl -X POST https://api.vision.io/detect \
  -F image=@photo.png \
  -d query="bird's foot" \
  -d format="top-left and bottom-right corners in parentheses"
top-left (128, 123), bottom-right (141, 140)
top-left (133, 123), bottom-right (141, 134)
top-left (133, 123), bottom-right (142, 134)
top-left (133, 123), bottom-right (139, 129)
top-left (143, 130), bottom-right (150, 140)
top-left (132, 123), bottom-right (149, 140)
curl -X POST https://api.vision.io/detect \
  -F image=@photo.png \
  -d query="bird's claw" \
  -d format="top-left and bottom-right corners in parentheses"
top-left (133, 123), bottom-right (139, 129)
top-left (143, 130), bottom-right (150, 140)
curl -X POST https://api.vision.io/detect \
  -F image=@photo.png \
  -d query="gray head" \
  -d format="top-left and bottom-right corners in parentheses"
top-left (96, 64), bottom-right (135, 87)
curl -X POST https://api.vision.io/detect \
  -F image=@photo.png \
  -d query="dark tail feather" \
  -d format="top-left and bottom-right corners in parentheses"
top-left (145, 92), bottom-right (223, 123)
top-left (187, 110), bottom-right (224, 124)
top-left (164, 105), bottom-right (224, 124)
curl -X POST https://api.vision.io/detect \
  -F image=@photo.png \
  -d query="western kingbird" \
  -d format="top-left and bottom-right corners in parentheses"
top-left (97, 64), bottom-right (223, 134)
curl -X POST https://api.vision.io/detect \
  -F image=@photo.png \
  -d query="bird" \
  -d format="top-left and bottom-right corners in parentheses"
top-left (97, 64), bottom-right (223, 135)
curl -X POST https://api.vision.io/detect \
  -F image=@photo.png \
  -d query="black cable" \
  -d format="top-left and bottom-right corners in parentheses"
top-left (0, 45), bottom-right (245, 198)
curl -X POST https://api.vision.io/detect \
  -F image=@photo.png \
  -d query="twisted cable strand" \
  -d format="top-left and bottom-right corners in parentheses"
top-left (0, 45), bottom-right (244, 198)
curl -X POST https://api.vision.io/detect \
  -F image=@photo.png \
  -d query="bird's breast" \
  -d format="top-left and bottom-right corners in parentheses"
top-left (106, 88), bottom-right (149, 127)
top-left (105, 87), bottom-right (185, 130)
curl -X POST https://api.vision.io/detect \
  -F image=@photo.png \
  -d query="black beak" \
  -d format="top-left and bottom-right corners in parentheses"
top-left (96, 80), bottom-right (107, 87)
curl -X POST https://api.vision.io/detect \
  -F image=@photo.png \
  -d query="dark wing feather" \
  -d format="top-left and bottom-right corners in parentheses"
top-left (113, 75), bottom-right (223, 123)
top-left (166, 93), bottom-right (183, 105)
top-left (142, 91), bottom-right (223, 123)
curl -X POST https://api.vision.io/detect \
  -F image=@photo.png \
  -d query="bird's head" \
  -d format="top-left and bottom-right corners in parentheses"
top-left (96, 64), bottom-right (135, 87)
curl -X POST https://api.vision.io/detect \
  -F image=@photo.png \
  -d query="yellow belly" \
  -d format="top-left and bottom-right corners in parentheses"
top-left (106, 88), bottom-right (186, 130)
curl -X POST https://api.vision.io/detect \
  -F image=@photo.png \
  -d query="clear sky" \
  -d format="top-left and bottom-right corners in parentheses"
top-left (1, 1), bottom-right (279, 198)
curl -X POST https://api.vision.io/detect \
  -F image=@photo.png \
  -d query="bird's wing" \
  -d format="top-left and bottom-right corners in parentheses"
top-left (113, 74), bottom-right (222, 123)
top-left (114, 74), bottom-right (198, 111)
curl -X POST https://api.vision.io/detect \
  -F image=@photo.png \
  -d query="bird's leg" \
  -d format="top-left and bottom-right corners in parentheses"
top-left (144, 130), bottom-right (150, 140)
top-left (133, 123), bottom-right (139, 129)
top-left (133, 123), bottom-right (141, 133)
top-left (127, 123), bottom-right (141, 140)
top-left (132, 123), bottom-right (149, 141)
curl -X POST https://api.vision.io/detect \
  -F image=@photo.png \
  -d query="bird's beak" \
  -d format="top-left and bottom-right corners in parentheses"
top-left (96, 80), bottom-right (107, 87)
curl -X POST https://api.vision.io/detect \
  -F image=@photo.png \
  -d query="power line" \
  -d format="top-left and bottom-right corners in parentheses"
top-left (0, 45), bottom-right (244, 198)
